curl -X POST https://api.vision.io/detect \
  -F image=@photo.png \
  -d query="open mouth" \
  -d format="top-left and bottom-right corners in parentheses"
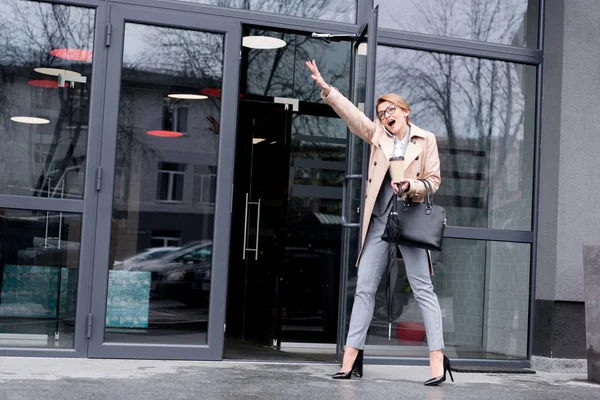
top-left (387, 118), bottom-right (396, 128)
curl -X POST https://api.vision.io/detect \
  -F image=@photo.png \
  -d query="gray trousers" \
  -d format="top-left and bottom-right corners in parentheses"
top-left (345, 202), bottom-right (445, 352)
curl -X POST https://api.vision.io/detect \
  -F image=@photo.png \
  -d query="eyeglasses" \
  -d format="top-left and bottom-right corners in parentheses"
top-left (377, 104), bottom-right (397, 121)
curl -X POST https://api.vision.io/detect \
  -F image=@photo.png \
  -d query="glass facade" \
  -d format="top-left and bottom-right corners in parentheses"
top-left (0, 0), bottom-right (541, 363)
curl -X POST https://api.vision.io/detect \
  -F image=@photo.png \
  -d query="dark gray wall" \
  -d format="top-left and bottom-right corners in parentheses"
top-left (535, 0), bottom-right (600, 358)
top-left (538, 0), bottom-right (600, 303)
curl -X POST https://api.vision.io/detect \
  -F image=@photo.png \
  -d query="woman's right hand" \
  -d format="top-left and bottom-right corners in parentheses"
top-left (305, 59), bottom-right (331, 96)
top-left (392, 179), bottom-right (410, 195)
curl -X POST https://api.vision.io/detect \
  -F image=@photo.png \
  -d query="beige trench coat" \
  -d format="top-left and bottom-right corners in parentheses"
top-left (322, 88), bottom-right (441, 266)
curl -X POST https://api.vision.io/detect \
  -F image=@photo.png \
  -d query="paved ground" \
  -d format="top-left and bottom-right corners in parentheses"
top-left (0, 358), bottom-right (598, 399)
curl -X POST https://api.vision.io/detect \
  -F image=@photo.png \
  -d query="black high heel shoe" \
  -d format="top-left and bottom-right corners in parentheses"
top-left (424, 355), bottom-right (454, 386)
top-left (332, 349), bottom-right (364, 379)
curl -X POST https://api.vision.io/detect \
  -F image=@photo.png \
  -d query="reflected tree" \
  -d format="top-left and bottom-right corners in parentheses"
top-left (382, 0), bottom-right (530, 47)
top-left (0, 0), bottom-right (94, 198)
top-left (377, 0), bottom-right (529, 227)
top-left (185, 0), bottom-right (355, 23)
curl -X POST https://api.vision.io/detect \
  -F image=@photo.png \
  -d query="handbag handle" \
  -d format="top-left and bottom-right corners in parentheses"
top-left (418, 179), bottom-right (434, 207)
top-left (392, 180), bottom-right (435, 212)
top-left (390, 183), bottom-right (406, 215)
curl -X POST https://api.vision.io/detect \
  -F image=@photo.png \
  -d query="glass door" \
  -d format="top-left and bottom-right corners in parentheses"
top-left (226, 25), bottom-right (356, 360)
top-left (337, 7), bottom-right (379, 359)
top-left (88, 3), bottom-right (240, 360)
top-left (236, 100), bottom-right (293, 348)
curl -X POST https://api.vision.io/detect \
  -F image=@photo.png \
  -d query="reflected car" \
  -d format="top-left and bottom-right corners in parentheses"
top-left (128, 241), bottom-right (213, 307)
top-left (113, 246), bottom-right (180, 271)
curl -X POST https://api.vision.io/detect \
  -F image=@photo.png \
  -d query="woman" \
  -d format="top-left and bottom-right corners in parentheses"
top-left (305, 60), bottom-right (453, 386)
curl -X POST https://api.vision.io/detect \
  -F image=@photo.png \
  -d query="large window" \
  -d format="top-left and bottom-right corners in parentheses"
top-left (0, 208), bottom-right (82, 348)
top-left (375, 0), bottom-right (539, 48)
top-left (0, 0), bottom-right (95, 199)
top-left (345, 239), bottom-right (531, 359)
top-left (376, 47), bottom-right (536, 231)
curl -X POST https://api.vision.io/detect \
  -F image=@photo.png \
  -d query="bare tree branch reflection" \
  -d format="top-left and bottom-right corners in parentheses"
top-left (378, 1), bottom-right (529, 227)
top-left (0, 0), bottom-right (94, 199)
top-left (181, 0), bottom-right (355, 23)
top-left (382, 0), bottom-right (530, 47)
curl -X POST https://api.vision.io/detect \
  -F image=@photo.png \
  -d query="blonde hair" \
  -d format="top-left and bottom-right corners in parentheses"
top-left (376, 93), bottom-right (411, 125)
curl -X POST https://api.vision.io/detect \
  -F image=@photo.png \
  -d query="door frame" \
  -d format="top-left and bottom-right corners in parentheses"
top-left (336, 6), bottom-right (379, 360)
top-left (228, 99), bottom-right (294, 348)
top-left (0, 0), bottom-right (109, 359)
top-left (226, 20), bottom-right (378, 357)
top-left (87, 3), bottom-right (241, 360)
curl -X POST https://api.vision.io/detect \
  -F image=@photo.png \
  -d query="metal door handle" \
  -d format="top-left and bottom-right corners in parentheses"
top-left (243, 193), bottom-right (249, 260)
top-left (242, 193), bottom-right (261, 260)
top-left (254, 198), bottom-right (261, 261)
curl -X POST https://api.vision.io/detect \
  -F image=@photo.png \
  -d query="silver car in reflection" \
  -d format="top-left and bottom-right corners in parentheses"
top-left (127, 241), bottom-right (212, 306)
top-left (113, 246), bottom-right (180, 271)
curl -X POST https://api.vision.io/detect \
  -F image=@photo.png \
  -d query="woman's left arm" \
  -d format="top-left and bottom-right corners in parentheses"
top-left (406, 133), bottom-right (441, 198)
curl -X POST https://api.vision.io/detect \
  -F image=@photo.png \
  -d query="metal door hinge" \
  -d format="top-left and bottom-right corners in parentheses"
top-left (95, 167), bottom-right (103, 191)
top-left (86, 314), bottom-right (93, 338)
top-left (274, 97), bottom-right (299, 112)
top-left (105, 24), bottom-right (112, 47)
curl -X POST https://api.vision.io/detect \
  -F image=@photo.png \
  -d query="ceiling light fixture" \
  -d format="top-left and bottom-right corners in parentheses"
top-left (50, 48), bottom-right (93, 62)
top-left (28, 80), bottom-right (67, 88)
top-left (167, 94), bottom-right (208, 100)
top-left (242, 36), bottom-right (286, 50)
top-left (147, 130), bottom-right (183, 138)
top-left (11, 116), bottom-right (50, 124)
top-left (34, 67), bottom-right (81, 77)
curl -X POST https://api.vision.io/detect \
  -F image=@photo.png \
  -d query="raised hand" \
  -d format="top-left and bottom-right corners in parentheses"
top-left (305, 59), bottom-right (331, 96)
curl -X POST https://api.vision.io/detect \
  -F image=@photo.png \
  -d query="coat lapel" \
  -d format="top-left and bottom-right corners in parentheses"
top-left (372, 126), bottom-right (395, 162)
top-left (379, 132), bottom-right (395, 161)
top-left (403, 139), bottom-right (422, 171)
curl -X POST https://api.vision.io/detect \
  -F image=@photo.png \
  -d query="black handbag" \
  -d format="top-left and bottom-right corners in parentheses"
top-left (381, 179), bottom-right (447, 251)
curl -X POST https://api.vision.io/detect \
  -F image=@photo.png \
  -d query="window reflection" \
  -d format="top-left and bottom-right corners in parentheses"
top-left (376, 46), bottom-right (536, 230)
top-left (284, 115), bottom-right (347, 344)
top-left (0, 208), bottom-right (81, 348)
top-left (173, 0), bottom-right (356, 23)
top-left (243, 28), bottom-right (351, 102)
top-left (376, 0), bottom-right (539, 48)
top-left (0, 1), bottom-right (95, 199)
top-left (351, 239), bottom-right (530, 359)
top-left (106, 23), bottom-right (223, 345)
top-left (234, 27), bottom-right (351, 345)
